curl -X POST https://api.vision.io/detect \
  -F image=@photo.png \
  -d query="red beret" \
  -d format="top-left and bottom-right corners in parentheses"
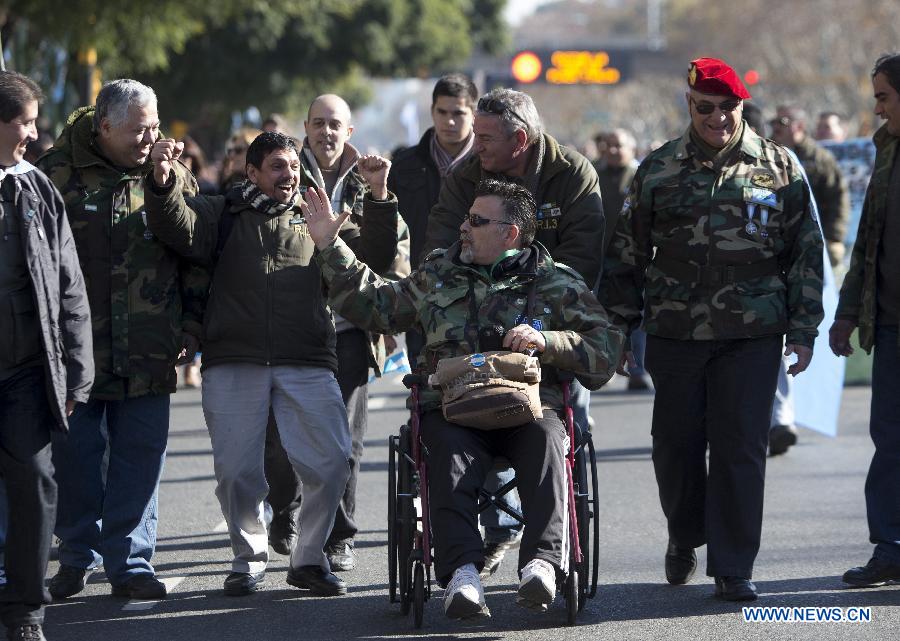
top-left (687, 57), bottom-right (751, 100)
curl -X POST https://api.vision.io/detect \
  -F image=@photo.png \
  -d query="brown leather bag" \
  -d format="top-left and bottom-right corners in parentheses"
top-left (429, 351), bottom-right (543, 429)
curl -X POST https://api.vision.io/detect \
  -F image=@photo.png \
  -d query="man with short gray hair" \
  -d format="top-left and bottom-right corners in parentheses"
top-left (38, 79), bottom-right (206, 601)
top-left (424, 88), bottom-right (604, 286)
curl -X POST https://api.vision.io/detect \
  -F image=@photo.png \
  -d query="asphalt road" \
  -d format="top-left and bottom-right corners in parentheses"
top-left (41, 374), bottom-right (898, 641)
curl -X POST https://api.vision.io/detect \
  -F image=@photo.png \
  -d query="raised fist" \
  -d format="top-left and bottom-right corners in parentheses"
top-left (151, 138), bottom-right (185, 186)
top-left (357, 154), bottom-right (391, 200)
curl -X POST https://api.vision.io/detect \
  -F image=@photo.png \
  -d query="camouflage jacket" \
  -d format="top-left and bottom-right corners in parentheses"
top-left (423, 133), bottom-right (605, 288)
top-left (836, 125), bottom-right (899, 353)
top-left (38, 107), bottom-right (208, 399)
top-left (316, 239), bottom-right (624, 411)
top-left (793, 134), bottom-right (850, 264)
top-left (598, 125), bottom-right (825, 347)
top-left (299, 140), bottom-right (411, 374)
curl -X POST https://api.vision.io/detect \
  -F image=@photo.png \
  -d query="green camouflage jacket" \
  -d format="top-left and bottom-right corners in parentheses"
top-left (299, 140), bottom-right (411, 374)
top-left (598, 125), bottom-right (824, 347)
top-left (316, 238), bottom-right (624, 411)
top-left (38, 107), bottom-right (207, 399)
top-left (836, 125), bottom-right (899, 353)
top-left (793, 134), bottom-right (850, 265)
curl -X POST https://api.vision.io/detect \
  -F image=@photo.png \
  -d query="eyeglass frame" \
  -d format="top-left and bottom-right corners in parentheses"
top-left (466, 212), bottom-right (515, 228)
top-left (689, 96), bottom-right (742, 115)
top-left (476, 97), bottom-right (530, 130)
top-left (225, 145), bottom-right (248, 155)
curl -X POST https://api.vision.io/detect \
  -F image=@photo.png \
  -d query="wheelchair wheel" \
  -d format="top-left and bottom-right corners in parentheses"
top-left (566, 569), bottom-right (579, 626)
top-left (388, 435), bottom-right (399, 603)
top-left (397, 425), bottom-right (415, 615)
top-left (413, 562), bottom-right (425, 628)
top-left (587, 432), bottom-right (600, 599)
top-left (575, 434), bottom-right (591, 611)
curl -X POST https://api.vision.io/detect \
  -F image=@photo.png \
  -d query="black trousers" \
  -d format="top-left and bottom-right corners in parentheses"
top-left (420, 410), bottom-right (569, 586)
top-left (645, 334), bottom-right (782, 578)
top-left (0, 367), bottom-right (56, 628)
top-left (265, 329), bottom-right (369, 545)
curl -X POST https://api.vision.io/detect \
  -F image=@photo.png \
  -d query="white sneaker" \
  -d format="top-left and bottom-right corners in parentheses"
top-left (516, 558), bottom-right (556, 611)
top-left (443, 563), bottom-right (489, 619)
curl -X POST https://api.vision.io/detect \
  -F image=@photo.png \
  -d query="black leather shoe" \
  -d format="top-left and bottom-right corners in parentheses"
top-left (269, 510), bottom-right (300, 556)
top-left (325, 540), bottom-right (357, 572)
top-left (768, 424), bottom-right (798, 456)
top-left (111, 574), bottom-right (167, 599)
top-left (286, 565), bottom-right (347, 596)
top-left (714, 576), bottom-right (758, 601)
top-left (48, 565), bottom-right (91, 600)
top-left (665, 542), bottom-right (697, 585)
top-left (842, 556), bottom-right (900, 587)
top-left (7, 624), bottom-right (46, 641)
top-left (223, 571), bottom-right (266, 596)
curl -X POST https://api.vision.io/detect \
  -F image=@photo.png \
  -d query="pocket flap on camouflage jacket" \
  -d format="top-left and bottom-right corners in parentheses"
top-left (430, 284), bottom-right (469, 308)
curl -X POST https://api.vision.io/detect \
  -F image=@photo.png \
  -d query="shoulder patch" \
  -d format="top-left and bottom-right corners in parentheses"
top-left (751, 172), bottom-right (775, 188)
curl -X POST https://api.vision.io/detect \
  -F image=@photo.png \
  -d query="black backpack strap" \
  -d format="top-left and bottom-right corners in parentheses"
top-left (522, 277), bottom-right (538, 327)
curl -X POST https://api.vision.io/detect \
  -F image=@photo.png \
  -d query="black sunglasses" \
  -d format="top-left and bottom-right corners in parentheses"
top-left (467, 212), bottom-right (514, 228)
top-left (770, 116), bottom-right (793, 127)
top-left (690, 97), bottom-right (741, 115)
top-left (477, 97), bottom-right (529, 128)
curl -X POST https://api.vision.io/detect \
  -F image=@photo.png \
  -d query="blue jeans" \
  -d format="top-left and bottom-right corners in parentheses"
top-left (52, 395), bottom-right (169, 585)
top-left (630, 327), bottom-right (647, 376)
top-left (867, 325), bottom-right (900, 563)
top-left (480, 467), bottom-right (523, 543)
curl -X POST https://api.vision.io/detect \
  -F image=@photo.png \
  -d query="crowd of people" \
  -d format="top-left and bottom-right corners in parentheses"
top-left (0, 50), bottom-right (899, 640)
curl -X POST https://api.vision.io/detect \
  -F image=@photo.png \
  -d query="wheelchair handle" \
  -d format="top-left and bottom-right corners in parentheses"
top-left (402, 373), bottom-right (429, 389)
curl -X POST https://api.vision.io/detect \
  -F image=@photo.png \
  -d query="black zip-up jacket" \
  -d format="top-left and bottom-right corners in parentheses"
top-left (4, 161), bottom-right (93, 429)
top-left (387, 128), bottom-right (443, 268)
top-left (143, 174), bottom-right (401, 372)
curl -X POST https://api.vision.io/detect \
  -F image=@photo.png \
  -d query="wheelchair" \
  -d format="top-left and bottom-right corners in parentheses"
top-left (387, 373), bottom-right (600, 627)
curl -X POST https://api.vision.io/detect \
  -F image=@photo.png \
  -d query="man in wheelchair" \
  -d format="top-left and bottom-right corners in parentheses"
top-left (303, 178), bottom-right (624, 619)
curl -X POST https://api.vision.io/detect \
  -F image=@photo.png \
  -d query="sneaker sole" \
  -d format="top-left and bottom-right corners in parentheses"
top-left (515, 596), bottom-right (550, 612)
top-left (444, 593), bottom-right (489, 619)
top-left (517, 576), bottom-right (555, 606)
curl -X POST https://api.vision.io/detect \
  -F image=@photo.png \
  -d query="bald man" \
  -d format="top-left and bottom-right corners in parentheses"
top-left (263, 94), bottom-right (410, 572)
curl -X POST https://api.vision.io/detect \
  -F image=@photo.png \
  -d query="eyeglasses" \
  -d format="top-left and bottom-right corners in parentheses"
top-left (466, 212), bottom-right (514, 228)
top-left (690, 97), bottom-right (741, 115)
top-left (226, 145), bottom-right (247, 155)
top-left (477, 97), bottom-right (529, 128)
top-left (769, 116), bottom-right (793, 128)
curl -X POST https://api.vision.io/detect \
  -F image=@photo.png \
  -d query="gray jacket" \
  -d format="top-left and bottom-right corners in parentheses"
top-left (7, 160), bottom-right (93, 430)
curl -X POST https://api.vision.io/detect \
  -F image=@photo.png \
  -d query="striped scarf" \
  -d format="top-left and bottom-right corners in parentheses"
top-left (430, 130), bottom-right (475, 178)
top-left (240, 179), bottom-right (301, 216)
